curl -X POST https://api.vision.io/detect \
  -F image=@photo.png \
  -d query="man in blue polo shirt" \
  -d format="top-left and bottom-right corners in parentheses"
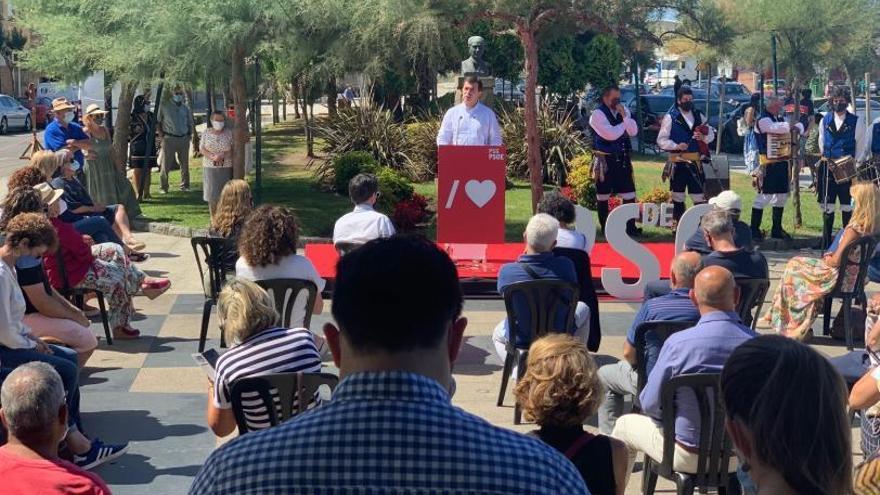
top-left (43, 98), bottom-right (89, 172)
top-left (597, 250), bottom-right (702, 435)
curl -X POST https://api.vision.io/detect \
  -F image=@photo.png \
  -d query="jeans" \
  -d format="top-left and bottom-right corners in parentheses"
top-left (0, 344), bottom-right (82, 431)
top-left (597, 360), bottom-right (638, 434)
top-left (72, 215), bottom-right (122, 246)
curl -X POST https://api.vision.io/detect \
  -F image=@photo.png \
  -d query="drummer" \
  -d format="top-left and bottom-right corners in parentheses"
top-left (859, 113), bottom-right (880, 170)
top-left (750, 96), bottom-right (804, 242)
top-left (818, 87), bottom-right (867, 249)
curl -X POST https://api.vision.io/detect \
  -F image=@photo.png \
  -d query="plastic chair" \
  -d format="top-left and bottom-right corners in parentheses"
top-left (822, 236), bottom-right (878, 350)
top-left (229, 371), bottom-right (339, 434)
top-left (254, 278), bottom-right (318, 329)
top-left (553, 247), bottom-right (601, 351)
top-left (53, 251), bottom-right (113, 345)
top-left (496, 279), bottom-right (579, 424)
top-left (642, 373), bottom-right (734, 495)
top-left (192, 236), bottom-right (234, 352)
top-left (633, 320), bottom-right (695, 410)
top-left (734, 278), bottom-right (770, 330)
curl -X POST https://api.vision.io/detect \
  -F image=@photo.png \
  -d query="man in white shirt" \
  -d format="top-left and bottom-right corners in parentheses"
top-left (861, 115), bottom-right (880, 164)
top-left (436, 76), bottom-right (503, 146)
top-left (333, 173), bottom-right (396, 247)
top-left (588, 84), bottom-right (640, 235)
top-left (817, 87), bottom-right (866, 248)
top-left (656, 86), bottom-right (715, 227)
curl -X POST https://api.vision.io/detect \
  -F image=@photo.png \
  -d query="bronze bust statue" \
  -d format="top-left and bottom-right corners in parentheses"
top-left (461, 36), bottom-right (490, 77)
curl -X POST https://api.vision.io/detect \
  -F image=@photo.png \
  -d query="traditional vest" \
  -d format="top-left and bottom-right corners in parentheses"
top-left (872, 122), bottom-right (880, 155)
top-left (822, 111), bottom-right (858, 159)
top-left (592, 104), bottom-right (631, 155)
top-left (667, 107), bottom-right (703, 153)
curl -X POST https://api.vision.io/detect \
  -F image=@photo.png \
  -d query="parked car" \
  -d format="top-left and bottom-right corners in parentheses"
top-left (17, 96), bottom-right (52, 128)
top-left (0, 94), bottom-right (32, 133)
top-left (694, 81), bottom-right (752, 104)
top-left (658, 85), bottom-right (709, 99)
top-left (494, 79), bottom-right (524, 103)
top-left (627, 95), bottom-right (739, 150)
top-left (817, 98), bottom-right (880, 123)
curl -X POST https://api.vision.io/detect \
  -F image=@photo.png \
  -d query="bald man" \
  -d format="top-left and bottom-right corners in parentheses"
top-left (612, 266), bottom-right (756, 478)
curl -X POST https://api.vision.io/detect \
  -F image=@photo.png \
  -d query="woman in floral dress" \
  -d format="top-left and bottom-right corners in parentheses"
top-left (199, 111), bottom-right (234, 213)
top-left (764, 182), bottom-right (880, 340)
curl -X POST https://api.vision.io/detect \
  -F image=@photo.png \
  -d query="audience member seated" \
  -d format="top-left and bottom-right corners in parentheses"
top-left (612, 266), bottom-right (755, 479)
top-left (0, 363), bottom-right (112, 494)
top-left (764, 182), bottom-right (880, 340)
top-left (856, 452), bottom-right (880, 495)
top-left (847, 326), bottom-right (880, 458)
top-left (828, 225), bottom-right (880, 284)
top-left (538, 190), bottom-right (589, 251)
top-left (208, 179), bottom-right (252, 272)
top-left (723, 335), bottom-right (853, 494)
top-left (207, 278), bottom-right (321, 437)
top-left (0, 213), bottom-right (127, 469)
top-left (493, 214), bottom-right (591, 375)
top-left (33, 184), bottom-right (170, 340)
top-left (516, 334), bottom-right (628, 495)
top-left (645, 209), bottom-right (768, 299)
top-left (332, 173), bottom-right (395, 247)
top-left (190, 236), bottom-right (587, 494)
top-left (684, 190), bottom-right (753, 255)
top-left (0, 188), bottom-right (96, 366)
top-left (235, 205), bottom-right (324, 328)
top-left (597, 251), bottom-right (702, 436)
top-left (49, 150), bottom-right (145, 252)
top-left (6, 165), bottom-right (49, 194)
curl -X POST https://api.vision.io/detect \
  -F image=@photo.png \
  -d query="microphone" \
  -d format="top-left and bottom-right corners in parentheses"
top-left (454, 115), bottom-right (464, 145)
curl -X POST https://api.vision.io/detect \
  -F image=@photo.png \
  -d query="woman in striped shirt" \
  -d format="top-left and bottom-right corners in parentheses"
top-left (207, 278), bottom-right (322, 436)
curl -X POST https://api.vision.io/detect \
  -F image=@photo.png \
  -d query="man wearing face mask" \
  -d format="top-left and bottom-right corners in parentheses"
top-left (818, 87), bottom-right (866, 248)
top-left (588, 84), bottom-right (640, 236)
top-left (656, 86), bottom-right (715, 227)
top-left (43, 98), bottom-right (89, 174)
top-left (750, 96), bottom-right (805, 241)
top-left (157, 87), bottom-right (194, 193)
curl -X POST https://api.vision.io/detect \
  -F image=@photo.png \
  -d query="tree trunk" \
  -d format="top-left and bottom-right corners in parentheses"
top-left (300, 82), bottom-right (314, 157)
top-left (291, 79), bottom-right (301, 119)
top-left (272, 83), bottom-right (280, 125)
top-left (282, 87), bottom-right (287, 121)
top-left (326, 77), bottom-right (337, 117)
top-left (112, 81), bottom-right (137, 173)
top-left (521, 27), bottom-right (543, 212)
top-left (186, 86), bottom-right (200, 157)
top-left (791, 77), bottom-right (802, 228)
top-left (230, 44), bottom-right (249, 179)
top-left (715, 75), bottom-right (726, 155)
top-left (206, 76), bottom-right (215, 115)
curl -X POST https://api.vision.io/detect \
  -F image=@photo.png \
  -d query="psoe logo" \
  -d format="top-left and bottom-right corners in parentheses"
top-left (488, 148), bottom-right (505, 161)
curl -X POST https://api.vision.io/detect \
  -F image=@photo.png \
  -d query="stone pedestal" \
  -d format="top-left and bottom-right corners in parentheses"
top-left (455, 76), bottom-right (495, 106)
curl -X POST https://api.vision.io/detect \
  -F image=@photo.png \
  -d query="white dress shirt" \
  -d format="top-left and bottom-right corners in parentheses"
top-left (332, 203), bottom-right (396, 244)
top-left (436, 102), bottom-right (503, 146)
top-left (818, 112), bottom-right (866, 160)
top-left (589, 106), bottom-right (638, 142)
top-left (656, 110), bottom-right (715, 151)
top-left (860, 117), bottom-right (880, 162)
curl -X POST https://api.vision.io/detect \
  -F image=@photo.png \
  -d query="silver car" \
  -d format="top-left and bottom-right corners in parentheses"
top-left (0, 94), bottom-right (32, 133)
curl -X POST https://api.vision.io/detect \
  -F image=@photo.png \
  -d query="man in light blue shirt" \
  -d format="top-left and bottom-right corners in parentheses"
top-left (158, 87), bottom-right (193, 193)
top-left (436, 76), bottom-right (503, 146)
top-left (612, 266), bottom-right (755, 477)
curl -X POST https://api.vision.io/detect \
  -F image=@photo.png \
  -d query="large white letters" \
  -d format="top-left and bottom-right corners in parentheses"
top-left (600, 203), bottom-right (660, 299)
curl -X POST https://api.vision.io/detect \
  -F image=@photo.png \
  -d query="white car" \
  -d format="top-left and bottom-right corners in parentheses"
top-left (0, 94), bottom-right (32, 133)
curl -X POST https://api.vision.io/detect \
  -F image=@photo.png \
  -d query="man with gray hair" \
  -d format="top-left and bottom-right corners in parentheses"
top-left (596, 251), bottom-right (702, 435)
top-left (492, 213), bottom-right (591, 371)
top-left (700, 209), bottom-right (768, 280)
top-left (0, 363), bottom-right (110, 493)
top-left (684, 190), bottom-right (753, 255)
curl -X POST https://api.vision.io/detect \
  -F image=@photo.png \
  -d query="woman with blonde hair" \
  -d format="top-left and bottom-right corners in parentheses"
top-left (514, 334), bottom-right (628, 495)
top-left (29, 150), bottom-right (59, 182)
top-left (206, 278), bottom-right (321, 436)
top-left (209, 179), bottom-right (252, 272)
top-left (764, 181), bottom-right (880, 339)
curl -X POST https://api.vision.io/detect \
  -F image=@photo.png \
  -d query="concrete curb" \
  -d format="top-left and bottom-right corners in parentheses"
top-left (131, 218), bottom-right (332, 246)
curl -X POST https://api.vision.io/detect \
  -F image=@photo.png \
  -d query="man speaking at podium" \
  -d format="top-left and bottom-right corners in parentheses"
top-left (437, 76), bottom-right (503, 146)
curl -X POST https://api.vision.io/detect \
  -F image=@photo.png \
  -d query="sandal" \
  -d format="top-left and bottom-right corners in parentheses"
top-left (140, 280), bottom-right (171, 300)
top-left (129, 252), bottom-right (150, 263)
top-left (142, 278), bottom-right (170, 290)
top-left (125, 238), bottom-right (147, 251)
top-left (112, 326), bottom-right (140, 339)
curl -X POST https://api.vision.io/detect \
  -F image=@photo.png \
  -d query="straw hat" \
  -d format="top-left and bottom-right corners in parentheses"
top-left (51, 97), bottom-right (75, 112)
top-left (33, 182), bottom-right (63, 206)
top-left (84, 104), bottom-right (108, 116)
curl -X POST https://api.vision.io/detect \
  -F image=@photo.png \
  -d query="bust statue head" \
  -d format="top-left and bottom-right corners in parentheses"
top-left (461, 35), bottom-right (490, 77)
top-left (468, 36), bottom-right (486, 61)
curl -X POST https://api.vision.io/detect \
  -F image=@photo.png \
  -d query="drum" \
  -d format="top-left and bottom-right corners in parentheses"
top-left (827, 155), bottom-right (858, 184)
top-left (858, 158), bottom-right (880, 184)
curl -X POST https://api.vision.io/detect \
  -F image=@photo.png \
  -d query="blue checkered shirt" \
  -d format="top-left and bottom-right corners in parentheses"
top-left (190, 371), bottom-right (589, 494)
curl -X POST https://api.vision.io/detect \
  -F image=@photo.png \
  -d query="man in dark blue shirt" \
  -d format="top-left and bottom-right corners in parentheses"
top-left (492, 214), bottom-right (590, 374)
top-left (597, 251), bottom-right (702, 435)
top-left (43, 98), bottom-right (89, 172)
top-left (684, 190), bottom-right (753, 255)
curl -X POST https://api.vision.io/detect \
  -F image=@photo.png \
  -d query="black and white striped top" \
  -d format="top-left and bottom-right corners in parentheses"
top-left (213, 327), bottom-right (321, 430)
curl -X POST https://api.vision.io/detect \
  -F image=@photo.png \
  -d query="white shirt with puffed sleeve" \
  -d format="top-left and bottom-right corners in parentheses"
top-left (436, 102), bottom-right (503, 146)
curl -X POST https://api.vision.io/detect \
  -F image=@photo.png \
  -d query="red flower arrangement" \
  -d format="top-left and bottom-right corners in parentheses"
top-left (607, 196), bottom-right (622, 211)
top-left (560, 186), bottom-right (578, 203)
top-left (391, 193), bottom-right (431, 232)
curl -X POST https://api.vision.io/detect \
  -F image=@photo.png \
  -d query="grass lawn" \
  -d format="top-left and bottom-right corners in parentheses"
top-left (140, 121), bottom-right (825, 241)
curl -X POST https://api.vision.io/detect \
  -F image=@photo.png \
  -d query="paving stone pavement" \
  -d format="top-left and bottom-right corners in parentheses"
top-left (78, 233), bottom-right (867, 494)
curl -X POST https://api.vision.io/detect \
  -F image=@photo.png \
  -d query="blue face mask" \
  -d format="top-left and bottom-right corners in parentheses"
top-left (172, 94), bottom-right (183, 104)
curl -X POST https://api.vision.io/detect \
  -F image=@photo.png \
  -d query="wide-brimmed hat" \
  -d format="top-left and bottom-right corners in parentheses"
top-left (51, 97), bottom-right (75, 112)
top-left (33, 182), bottom-right (63, 206)
top-left (84, 104), bottom-right (108, 116)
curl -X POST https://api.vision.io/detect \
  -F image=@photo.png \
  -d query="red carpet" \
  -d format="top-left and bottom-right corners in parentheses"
top-left (305, 242), bottom-right (675, 295)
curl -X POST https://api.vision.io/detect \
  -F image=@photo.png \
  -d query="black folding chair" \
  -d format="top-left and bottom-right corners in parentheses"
top-left (734, 278), bottom-right (770, 330)
top-left (822, 236), bottom-right (878, 350)
top-left (53, 251), bottom-right (113, 345)
top-left (192, 236), bottom-right (234, 352)
top-left (553, 247), bottom-right (601, 351)
top-left (497, 279), bottom-right (579, 424)
top-left (229, 371), bottom-right (339, 435)
top-left (254, 278), bottom-right (318, 329)
top-left (633, 320), bottom-right (695, 410)
top-left (642, 373), bottom-right (734, 495)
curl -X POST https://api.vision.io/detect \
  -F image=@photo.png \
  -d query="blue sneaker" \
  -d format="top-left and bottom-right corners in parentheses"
top-left (73, 438), bottom-right (129, 470)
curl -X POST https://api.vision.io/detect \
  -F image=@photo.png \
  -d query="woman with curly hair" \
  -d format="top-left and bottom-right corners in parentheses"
top-left (235, 204), bottom-right (324, 328)
top-left (209, 180), bottom-right (252, 272)
top-left (514, 334), bottom-right (629, 495)
top-left (6, 162), bottom-right (49, 192)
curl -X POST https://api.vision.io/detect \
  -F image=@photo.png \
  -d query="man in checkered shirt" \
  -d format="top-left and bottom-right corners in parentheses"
top-left (190, 235), bottom-right (588, 494)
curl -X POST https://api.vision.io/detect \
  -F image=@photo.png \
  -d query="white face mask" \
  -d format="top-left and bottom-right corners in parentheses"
top-left (57, 199), bottom-right (68, 216)
top-left (211, 120), bottom-right (225, 130)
